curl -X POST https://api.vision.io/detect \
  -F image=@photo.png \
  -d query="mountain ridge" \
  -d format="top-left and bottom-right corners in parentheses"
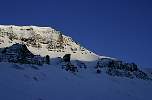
top-left (0, 25), bottom-right (152, 100)
top-left (0, 25), bottom-right (103, 61)
top-left (0, 25), bottom-right (151, 80)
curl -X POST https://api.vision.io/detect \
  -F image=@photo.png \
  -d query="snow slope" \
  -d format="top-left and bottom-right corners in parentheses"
top-left (0, 63), bottom-right (152, 100)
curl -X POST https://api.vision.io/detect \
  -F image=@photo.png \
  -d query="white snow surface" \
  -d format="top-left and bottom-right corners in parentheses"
top-left (0, 62), bottom-right (152, 100)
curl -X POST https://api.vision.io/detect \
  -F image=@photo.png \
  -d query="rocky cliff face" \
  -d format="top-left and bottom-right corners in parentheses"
top-left (0, 25), bottom-right (99, 61)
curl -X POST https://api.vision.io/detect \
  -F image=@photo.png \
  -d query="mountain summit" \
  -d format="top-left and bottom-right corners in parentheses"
top-left (0, 25), bottom-right (100, 61)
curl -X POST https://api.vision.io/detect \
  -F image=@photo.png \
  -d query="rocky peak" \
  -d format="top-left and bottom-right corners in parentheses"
top-left (0, 25), bottom-right (99, 61)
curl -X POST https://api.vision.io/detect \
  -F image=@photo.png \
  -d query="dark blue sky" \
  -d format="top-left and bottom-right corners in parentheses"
top-left (0, 0), bottom-right (152, 67)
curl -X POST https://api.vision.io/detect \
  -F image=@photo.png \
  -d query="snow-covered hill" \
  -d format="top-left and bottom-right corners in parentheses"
top-left (0, 25), bottom-right (152, 100)
top-left (0, 62), bottom-right (152, 100)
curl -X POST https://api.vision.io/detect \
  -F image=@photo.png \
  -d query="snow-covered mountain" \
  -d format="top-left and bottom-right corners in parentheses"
top-left (0, 25), bottom-right (100, 61)
top-left (0, 25), bottom-right (152, 100)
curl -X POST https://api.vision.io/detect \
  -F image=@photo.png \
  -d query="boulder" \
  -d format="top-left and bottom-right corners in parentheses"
top-left (63, 54), bottom-right (71, 62)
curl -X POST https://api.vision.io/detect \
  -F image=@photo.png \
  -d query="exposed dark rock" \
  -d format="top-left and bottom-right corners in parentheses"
top-left (62, 62), bottom-right (78, 73)
top-left (95, 58), bottom-right (151, 80)
top-left (96, 69), bottom-right (101, 74)
top-left (46, 55), bottom-right (50, 64)
top-left (0, 43), bottom-right (45, 65)
top-left (63, 54), bottom-right (71, 62)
